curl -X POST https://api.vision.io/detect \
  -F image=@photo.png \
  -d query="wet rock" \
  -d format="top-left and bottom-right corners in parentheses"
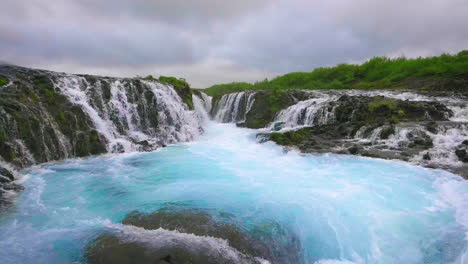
top-left (0, 167), bottom-right (14, 182)
top-left (348, 145), bottom-right (360, 154)
top-left (0, 165), bottom-right (23, 211)
top-left (334, 95), bottom-right (452, 124)
top-left (406, 130), bottom-right (433, 148)
top-left (455, 148), bottom-right (468, 163)
top-left (135, 140), bottom-right (159, 152)
top-left (423, 152), bottom-right (431, 160)
top-left (0, 64), bottom-right (201, 170)
top-left (380, 125), bottom-right (395, 139)
top-left (426, 121), bottom-right (438, 134)
top-left (87, 208), bottom-right (302, 264)
top-left (272, 122), bottom-right (286, 131)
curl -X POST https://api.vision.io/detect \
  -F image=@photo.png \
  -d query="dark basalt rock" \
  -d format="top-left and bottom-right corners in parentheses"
top-left (239, 90), bottom-right (309, 129)
top-left (334, 95), bottom-right (452, 124)
top-left (0, 165), bottom-right (23, 210)
top-left (0, 65), bottom-right (199, 170)
top-left (260, 120), bottom-right (467, 179)
top-left (0, 166), bottom-right (14, 182)
top-left (455, 148), bottom-right (468, 163)
top-left (87, 208), bottom-right (302, 264)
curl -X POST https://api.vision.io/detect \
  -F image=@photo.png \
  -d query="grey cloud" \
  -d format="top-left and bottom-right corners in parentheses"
top-left (0, 0), bottom-right (466, 88)
top-left (217, 0), bottom-right (468, 73)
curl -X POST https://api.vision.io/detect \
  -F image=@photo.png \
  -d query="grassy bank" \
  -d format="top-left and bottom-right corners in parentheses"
top-left (205, 51), bottom-right (468, 97)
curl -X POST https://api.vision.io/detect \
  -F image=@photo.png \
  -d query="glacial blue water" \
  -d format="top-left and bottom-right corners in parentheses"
top-left (0, 123), bottom-right (467, 264)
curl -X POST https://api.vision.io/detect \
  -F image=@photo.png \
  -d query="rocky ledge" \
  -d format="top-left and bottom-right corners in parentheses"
top-left (0, 165), bottom-right (23, 210)
top-left (256, 94), bottom-right (468, 179)
top-left (0, 65), bottom-right (206, 209)
top-left (86, 208), bottom-right (301, 264)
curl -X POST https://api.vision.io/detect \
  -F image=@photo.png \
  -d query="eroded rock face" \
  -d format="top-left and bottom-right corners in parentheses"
top-left (252, 93), bottom-right (466, 179)
top-left (86, 209), bottom-right (302, 264)
top-left (333, 95), bottom-right (453, 123)
top-left (0, 165), bottom-right (23, 210)
top-left (0, 65), bottom-right (201, 169)
top-left (211, 90), bottom-right (311, 129)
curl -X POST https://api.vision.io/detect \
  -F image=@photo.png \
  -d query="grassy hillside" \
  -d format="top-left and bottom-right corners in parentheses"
top-left (205, 51), bottom-right (468, 97)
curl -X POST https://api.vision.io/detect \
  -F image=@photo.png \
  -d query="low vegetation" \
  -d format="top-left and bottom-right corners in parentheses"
top-left (205, 51), bottom-right (468, 97)
top-left (0, 75), bottom-right (8, 86)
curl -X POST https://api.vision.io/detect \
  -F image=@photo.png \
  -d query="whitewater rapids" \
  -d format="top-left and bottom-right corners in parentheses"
top-left (0, 121), bottom-right (467, 263)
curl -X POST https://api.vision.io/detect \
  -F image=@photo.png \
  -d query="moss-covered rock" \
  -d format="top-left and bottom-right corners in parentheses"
top-left (335, 95), bottom-right (452, 124)
top-left (86, 208), bottom-right (301, 264)
top-left (145, 75), bottom-right (194, 110)
top-left (243, 90), bottom-right (301, 129)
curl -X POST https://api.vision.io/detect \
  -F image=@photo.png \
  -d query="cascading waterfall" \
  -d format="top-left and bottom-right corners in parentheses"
top-left (274, 92), bottom-right (339, 128)
top-left (213, 91), bottom-right (256, 123)
top-left (145, 81), bottom-right (202, 144)
top-left (56, 76), bottom-right (203, 152)
top-left (212, 89), bottom-right (467, 173)
top-left (193, 93), bottom-right (212, 123)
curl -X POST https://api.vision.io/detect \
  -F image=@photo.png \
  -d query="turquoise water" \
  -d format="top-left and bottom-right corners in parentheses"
top-left (0, 123), bottom-right (467, 264)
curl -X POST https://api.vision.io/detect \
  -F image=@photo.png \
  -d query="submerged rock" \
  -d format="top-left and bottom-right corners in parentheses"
top-left (87, 208), bottom-right (302, 264)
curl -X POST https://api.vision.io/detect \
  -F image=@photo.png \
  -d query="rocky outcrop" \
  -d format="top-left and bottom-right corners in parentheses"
top-left (0, 65), bottom-right (205, 208)
top-left (257, 93), bottom-right (467, 178)
top-left (211, 90), bottom-right (312, 128)
top-left (0, 164), bottom-right (23, 210)
top-left (86, 208), bottom-right (301, 264)
top-left (212, 89), bottom-right (467, 179)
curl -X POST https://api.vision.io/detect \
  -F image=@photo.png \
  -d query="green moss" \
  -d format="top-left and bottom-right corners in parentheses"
top-left (269, 130), bottom-right (309, 146)
top-left (0, 75), bottom-right (9, 86)
top-left (248, 119), bottom-right (265, 129)
top-left (44, 89), bottom-right (58, 104)
top-left (0, 130), bottom-right (6, 143)
top-left (368, 98), bottom-right (397, 112)
top-left (59, 112), bottom-right (66, 122)
top-left (75, 130), bottom-right (106, 157)
top-left (28, 91), bottom-right (40, 103)
top-left (367, 97), bottom-right (408, 124)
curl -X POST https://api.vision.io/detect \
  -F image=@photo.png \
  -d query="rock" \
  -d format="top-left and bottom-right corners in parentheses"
top-left (380, 125), bottom-right (395, 139)
top-left (0, 64), bottom-right (201, 169)
top-left (255, 134), bottom-right (270, 144)
top-left (0, 167), bottom-right (14, 181)
top-left (86, 208), bottom-right (302, 264)
top-left (455, 149), bottom-right (468, 163)
top-left (426, 121), bottom-right (438, 134)
top-left (0, 165), bottom-right (23, 211)
top-left (348, 145), bottom-right (360, 154)
top-left (272, 122), bottom-right (286, 131)
top-left (423, 152), bottom-right (431, 160)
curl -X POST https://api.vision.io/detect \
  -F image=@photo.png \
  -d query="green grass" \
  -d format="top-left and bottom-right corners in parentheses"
top-left (144, 75), bottom-right (190, 91)
top-left (0, 75), bottom-right (8, 86)
top-left (205, 50), bottom-right (468, 96)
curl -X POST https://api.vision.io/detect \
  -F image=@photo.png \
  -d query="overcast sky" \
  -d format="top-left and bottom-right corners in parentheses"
top-left (1, 0), bottom-right (467, 87)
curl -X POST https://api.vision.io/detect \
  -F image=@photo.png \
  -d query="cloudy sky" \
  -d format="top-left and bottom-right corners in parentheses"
top-left (1, 0), bottom-right (467, 87)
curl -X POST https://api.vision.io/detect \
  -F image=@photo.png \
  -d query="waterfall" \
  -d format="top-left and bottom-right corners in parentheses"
top-left (193, 92), bottom-right (212, 123)
top-left (213, 92), bottom-right (256, 123)
top-left (56, 76), bottom-right (203, 153)
top-left (274, 92), bottom-right (338, 129)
